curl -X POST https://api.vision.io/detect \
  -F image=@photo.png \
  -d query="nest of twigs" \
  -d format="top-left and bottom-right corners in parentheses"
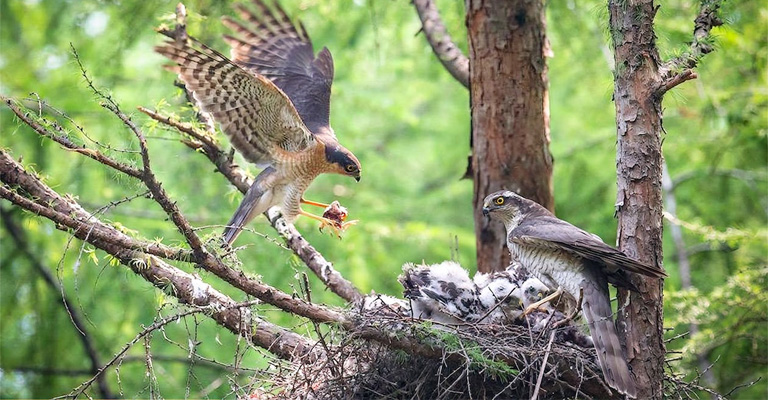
top-left (250, 301), bottom-right (616, 399)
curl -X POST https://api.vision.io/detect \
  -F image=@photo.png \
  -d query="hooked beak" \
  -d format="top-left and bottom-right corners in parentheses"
top-left (482, 207), bottom-right (490, 217)
top-left (354, 175), bottom-right (360, 182)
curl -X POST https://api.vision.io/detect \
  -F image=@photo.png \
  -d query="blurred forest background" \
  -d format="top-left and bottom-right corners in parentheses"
top-left (0, 0), bottom-right (765, 398)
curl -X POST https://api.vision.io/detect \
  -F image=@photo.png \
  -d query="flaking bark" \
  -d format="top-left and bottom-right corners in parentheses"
top-left (608, 1), bottom-right (666, 398)
top-left (466, 0), bottom-right (554, 272)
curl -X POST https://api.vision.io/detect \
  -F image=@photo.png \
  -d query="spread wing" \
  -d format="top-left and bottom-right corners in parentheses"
top-left (156, 37), bottom-right (316, 166)
top-left (222, 0), bottom-right (334, 136)
top-left (510, 216), bottom-right (667, 279)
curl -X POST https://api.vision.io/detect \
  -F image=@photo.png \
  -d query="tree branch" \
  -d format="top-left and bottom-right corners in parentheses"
top-left (657, 0), bottom-right (724, 95)
top-left (0, 151), bottom-right (192, 262)
top-left (0, 207), bottom-right (115, 399)
top-left (3, 96), bottom-right (143, 179)
top-left (0, 149), bottom-right (347, 324)
top-left (412, 0), bottom-right (469, 88)
top-left (0, 151), bottom-right (317, 361)
top-left (70, 47), bottom-right (214, 265)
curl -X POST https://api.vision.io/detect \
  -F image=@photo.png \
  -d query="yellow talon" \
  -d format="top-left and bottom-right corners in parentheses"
top-left (299, 200), bottom-right (356, 238)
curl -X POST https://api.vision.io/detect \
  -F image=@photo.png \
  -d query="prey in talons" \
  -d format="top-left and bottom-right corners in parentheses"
top-left (300, 198), bottom-right (358, 238)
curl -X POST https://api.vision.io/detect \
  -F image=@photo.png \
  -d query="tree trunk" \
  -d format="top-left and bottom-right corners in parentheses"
top-left (609, 1), bottom-right (666, 398)
top-left (466, 0), bottom-right (553, 273)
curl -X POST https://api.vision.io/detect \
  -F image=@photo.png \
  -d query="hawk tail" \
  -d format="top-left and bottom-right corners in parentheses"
top-left (582, 280), bottom-right (638, 398)
top-left (222, 167), bottom-right (276, 246)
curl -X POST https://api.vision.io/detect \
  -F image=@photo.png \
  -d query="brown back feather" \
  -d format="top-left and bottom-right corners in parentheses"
top-left (222, 0), bottom-right (334, 135)
top-left (511, 215), bottom-right (667, 282)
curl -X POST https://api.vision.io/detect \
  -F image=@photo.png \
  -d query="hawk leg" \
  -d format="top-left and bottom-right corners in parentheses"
top-left (522, 286), bottom-right (563, 317)
top-left (299, 209), bottom-right (356, 238)
top-left (300, 198), bottom-right (331, 208)
top-left (553, 287), bottom-right (584, 329)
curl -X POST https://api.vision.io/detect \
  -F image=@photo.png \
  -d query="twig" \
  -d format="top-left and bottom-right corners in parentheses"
top-left (412, 0), bottom-right (469, 88)
top-left (0, 208), bottom-right (115, 399)
top-left (20, 94), bottom-right (140, 154)
top-left (0, 150), bottom-right (346, 328)
top-left (531, 331), bottom-right (556, 400)
top-left (143, 335), bottom-right (159, 397)
top-left (2, 96), bottom-right (143, 179)
top-left (665, 375), bottom-right (727, 400)
top-left (657, 0), bottom-right (724, 95)
top-left (56, 302), bottom-right (256, 399)
top-left (724, 376), bottom-right (762, 397)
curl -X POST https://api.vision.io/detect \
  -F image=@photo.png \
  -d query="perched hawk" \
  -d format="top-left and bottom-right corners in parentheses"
top-left (482, 190), bottom-right (667, 398)
top-left (156, 0), bottom-right (360, 245)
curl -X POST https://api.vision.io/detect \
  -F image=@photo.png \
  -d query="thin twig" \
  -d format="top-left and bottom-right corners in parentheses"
top-left (657, 0), bottom-right (724, 95)
top-left (531, 331), bottom-right (556, 400)
top-left (55, 302), bottom-right (256, 399)
top-left (0, 207), bottom-right (115, 399)
top-left (2, 96), bottom-right (143, 178)
top-left (724, 376), bottom-right (762, 397)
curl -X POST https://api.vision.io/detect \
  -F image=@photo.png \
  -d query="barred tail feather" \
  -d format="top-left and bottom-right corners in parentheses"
top-left (222, 167), bottom-right (276, 246)
top-left (582, 280), bottom-right (638, 398)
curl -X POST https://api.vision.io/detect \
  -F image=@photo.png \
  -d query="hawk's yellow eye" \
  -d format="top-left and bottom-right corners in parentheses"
top-left (494, 197), bottom-right (505, 205)
top-left (345, 165), bottom-right (356, 172)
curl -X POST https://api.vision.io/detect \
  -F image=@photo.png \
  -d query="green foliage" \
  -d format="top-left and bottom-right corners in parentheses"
top-left (1, 0), bottom-right (765, 398)
top-left (415, 323), bottom-right (519, 381)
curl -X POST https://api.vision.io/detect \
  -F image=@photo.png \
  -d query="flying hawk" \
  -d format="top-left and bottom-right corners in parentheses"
top-left (156, 0), bottom-right (360, 245)
top-left (482, 190), bottom-right (667, 398)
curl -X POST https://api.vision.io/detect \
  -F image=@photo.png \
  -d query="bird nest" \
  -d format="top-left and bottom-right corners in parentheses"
top-left (250, 301), bottom-right (616, 399)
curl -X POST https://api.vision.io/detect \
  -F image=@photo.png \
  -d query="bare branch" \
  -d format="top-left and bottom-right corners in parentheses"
top-left (2, 96), bottom-right (143, 179)
top-left (657, 0), bottom-right (724, 95)
top-left (137, 106), bottom-right (250, 191)
top-left (412, 0), bottom-right (469, 88)
top-left (77, 59), bottom-right (210, 263)
top-left (0, 152), bottom-right (192, 262)
top-left (0, 151), bottom-right (317, 359)
top-left (0, 150), bottom-right (347, 326)
top-left (532, 331), bottom-right (556, 400)
top-left (268, 209), bottom-right (363, 302)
